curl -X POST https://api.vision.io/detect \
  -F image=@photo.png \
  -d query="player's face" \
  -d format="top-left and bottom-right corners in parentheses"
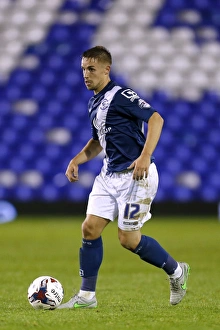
top-left (81, 57), bottom-right (110, 94)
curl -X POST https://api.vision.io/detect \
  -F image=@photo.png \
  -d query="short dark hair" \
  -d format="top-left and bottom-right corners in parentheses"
top-left (82, 46), bottom-right (112, 65)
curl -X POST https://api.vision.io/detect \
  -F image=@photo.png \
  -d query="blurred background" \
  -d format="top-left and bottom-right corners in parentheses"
top-left (0, 0), bottom-right (219, 217)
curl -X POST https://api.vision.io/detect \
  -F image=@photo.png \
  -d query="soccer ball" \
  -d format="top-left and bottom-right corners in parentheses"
top-left (28, 276), bottom-right (64, 310)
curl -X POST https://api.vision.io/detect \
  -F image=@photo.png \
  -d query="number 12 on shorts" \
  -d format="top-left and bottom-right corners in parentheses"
top-left (123, 203), bottom-right (140, 219)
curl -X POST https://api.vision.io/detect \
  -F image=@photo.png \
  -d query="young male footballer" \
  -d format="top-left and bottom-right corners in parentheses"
top-left (58, 46), bottom-right (190, 309)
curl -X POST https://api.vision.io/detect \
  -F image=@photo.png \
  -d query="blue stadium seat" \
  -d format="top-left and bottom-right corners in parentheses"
top-left (159, 130), bottom-right (173, 147)
top-left (5, 85), bottom-right (22, 101)
top-left (164, 158), bottom-right (183, 174)
top-left (35, 158), bottom-right (51, 173)
top-left (2, 129), bottom-right (18, 144)
top-left (0, 187), bottom-right (7, 199)
top-left (160, 172), bottom-right (174, 189)
top-left (199, 101), bottom-right (216, 118)
top-left (154, 189), bottom-right (165, 201)
top-left (200, 144), bottom-right (217, 161)
top-left (14, 185), bottom-right (34, 201)
top-left (67, 184), bottom-right (90, 201)
top-left (173, 101), bottom-right (191, 118)
top-left (30, 85), bottom-right (47, 102)
top-left (39, 70), bottom-right (56, 87)
top-left (19, 143), bottom-right (35, 160)
top-left (9, 158), bottom-right (26, 172)
top-left (191, 114), bottom-right (206, 131)
top-left (165, 116), bottom-right (182, 131)
top-left (48, 25), bottom-right (72, 42)
top-left (191, 158), bottom-right (208, 173)
top-left (27, 128), bottom-right (45, 144)
top-left (43, 144), bottom-right (61, 160)
top-left (41, 184), bottom-right (60, 201)
top-left (172, 186), bottom-right (194, 201)
top-left (165, 0), bottom-right (187, 9)
top-left (55, 85), bottom-right (72, 102)
top-left (0, 144), bottom-right (10, 160)
top-left (36, 114), bottom-right (54, 129)
top-left (192, 0), bottom-right (210, 9)
top-left (47, 54), bottom-right (66, 71)
top-left (11, 115), bottom-right (29, 130)
top-left (10, 70), bottom-right (32, 86)
top-left (155, 10), bottom-right (177, 27)
top-left (61, 0), bottom-right (88, 12)
top-left (175, 145), bottom-right (191, 163)
top-left (200, 186), bottom-right (219, 201)
top-left (0, 100), bottom-right (11, 115)
top-left (209, 129), bottom-right (220, 145)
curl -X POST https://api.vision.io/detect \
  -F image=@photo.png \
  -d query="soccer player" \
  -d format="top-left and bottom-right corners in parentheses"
top-left (58, 46), bottom-right (190, 309)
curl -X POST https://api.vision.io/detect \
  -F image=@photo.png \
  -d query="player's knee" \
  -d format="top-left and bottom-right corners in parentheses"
top-left (119, 238), bottom-right (132, 250)
top-left (118, 231), bottom-right (140, 251)
top-left (82, 220), bottom-right (95, 239)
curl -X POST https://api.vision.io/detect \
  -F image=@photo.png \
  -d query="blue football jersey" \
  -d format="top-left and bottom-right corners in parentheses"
top-left (88, 81), bottom-right (156, 173)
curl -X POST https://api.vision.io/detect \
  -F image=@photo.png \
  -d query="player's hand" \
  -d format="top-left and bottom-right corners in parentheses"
top-left (127, 155), bottom-right (151, 180)
top-left (65, 160), bottom-right (79, 182)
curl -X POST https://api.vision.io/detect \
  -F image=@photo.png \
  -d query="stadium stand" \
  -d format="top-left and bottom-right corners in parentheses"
top-left (0, 0), bottom-right (219, 204)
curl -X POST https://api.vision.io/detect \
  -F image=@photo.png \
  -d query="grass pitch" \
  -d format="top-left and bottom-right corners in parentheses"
top-left (0, 215), bottom-right (219, 330)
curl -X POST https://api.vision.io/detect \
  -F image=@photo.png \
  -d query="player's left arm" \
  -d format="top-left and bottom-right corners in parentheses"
top-left (65, 138), bottom-right (102, 182)
top-left (127, 112), bottom-right (164, 180)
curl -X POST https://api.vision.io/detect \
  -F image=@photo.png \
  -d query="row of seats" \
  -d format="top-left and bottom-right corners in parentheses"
top-left (95, 0), bottom-right (220, 99)
top-left (0, 172), bottom-right (219, 202)
top-left (0, 0), bottom-right (219, 202)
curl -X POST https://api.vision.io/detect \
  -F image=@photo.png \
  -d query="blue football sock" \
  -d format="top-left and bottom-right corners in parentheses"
top-left (162, 254), bottom-right (178, 275)
top-left (133, 235), bottom-right (177, 275)
top-left (79, 236), bottom-right (103, 292)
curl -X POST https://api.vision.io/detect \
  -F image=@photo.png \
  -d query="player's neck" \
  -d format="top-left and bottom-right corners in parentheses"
top-left (94, 78), bottom-right (111, 95)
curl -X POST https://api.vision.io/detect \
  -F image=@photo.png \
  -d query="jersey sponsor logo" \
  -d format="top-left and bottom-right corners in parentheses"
top-left (92, 86), bottom-right (121, 148)
top-left (121, 89), bottom-right (139, 102)
top-left (93, 117), bottom-right (111, 135)
top-left (138, 98), bottom-right (151, 108)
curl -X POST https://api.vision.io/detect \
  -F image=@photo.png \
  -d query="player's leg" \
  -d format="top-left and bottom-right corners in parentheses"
top-left (58, 170), bottom-right (117, 309)
top-left (118, 228), bottom-right (190, 305)
top-left (117, 163), bottom-right (190, 305)
top-left (58, 214), bottom-right (110, 309)
top-left (79, 214), bottom-right (110, 299)
top-left (118, 163), bottom-right (178, 271)
top-left (118, 227), bottom-right (178, 273)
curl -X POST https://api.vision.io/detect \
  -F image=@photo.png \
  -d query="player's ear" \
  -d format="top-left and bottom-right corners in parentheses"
top-left (105, 65), bottom-right (111, 75)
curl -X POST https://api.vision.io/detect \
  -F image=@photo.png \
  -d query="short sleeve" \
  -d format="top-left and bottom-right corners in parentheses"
top-left (91, 124), bottom-right (99, 140)
top-left (114, 88), bottom-right (156, 122)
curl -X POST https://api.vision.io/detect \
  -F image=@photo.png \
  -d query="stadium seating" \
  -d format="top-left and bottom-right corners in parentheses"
top-left (0, 0), bottom-right (219, 202)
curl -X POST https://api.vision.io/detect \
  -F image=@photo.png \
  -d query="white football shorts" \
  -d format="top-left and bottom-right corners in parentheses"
top-left (86, 162), bottom-right (159, 231)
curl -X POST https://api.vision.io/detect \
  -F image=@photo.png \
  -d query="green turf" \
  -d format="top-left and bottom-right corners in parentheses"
top-left (0, 215), bottom-right (219, 330)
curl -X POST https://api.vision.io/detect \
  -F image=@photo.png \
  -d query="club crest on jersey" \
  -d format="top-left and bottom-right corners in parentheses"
top-left (121, 89), bottom-right (139, 102)
top-left (138, 99), bottom-right (151, 108)
top-left (99, 98), bottom-right (109, 111)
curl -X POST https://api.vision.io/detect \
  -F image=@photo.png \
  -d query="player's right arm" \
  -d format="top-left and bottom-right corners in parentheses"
top-left (65, 138), bottom-right (102, 182)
